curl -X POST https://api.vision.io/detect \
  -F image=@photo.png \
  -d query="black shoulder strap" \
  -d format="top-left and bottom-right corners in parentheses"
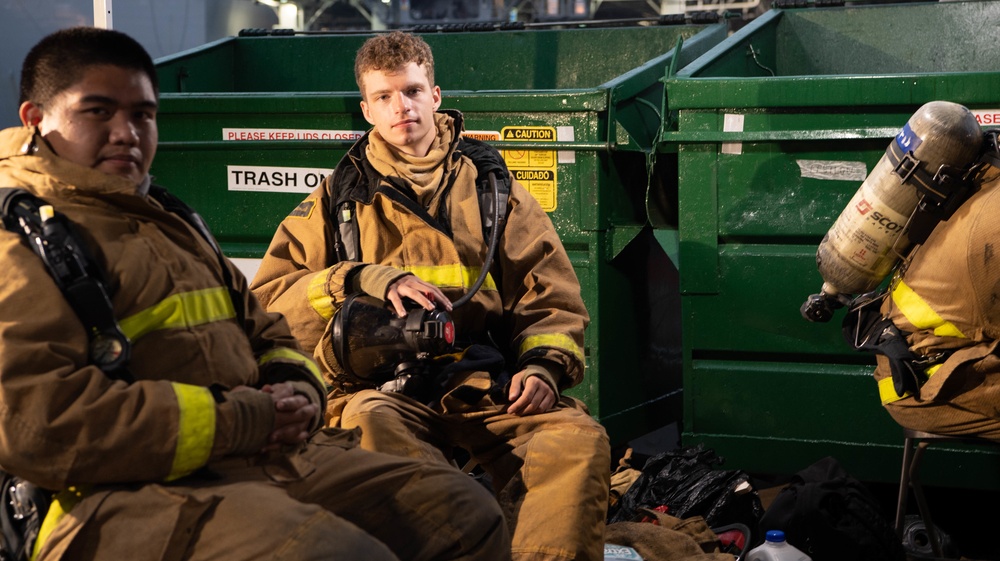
top-left (328, 137), bottom-right (513, 264)
top-left (841, 290), bottom-right (928, 399)
top-left (0, 186), bottom-right (245, 382)
top-left (0, 469), bottom-right (48, 561)
top-left (325, 153), bottom-right (364, 263)
top-left (148, 185), bottom-right (245, 326)
top-left (0, 188), bottom-right (133, 382)
top-left (333, 199), bottom-right (359, 263)
top-left (885, 129), bottom-right (994, 244)
top-left (458, 136), bottom-right (512, 240)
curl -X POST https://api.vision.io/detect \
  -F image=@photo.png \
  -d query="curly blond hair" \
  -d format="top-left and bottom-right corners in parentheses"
top-left (354, 31), bottom-right (435, 97)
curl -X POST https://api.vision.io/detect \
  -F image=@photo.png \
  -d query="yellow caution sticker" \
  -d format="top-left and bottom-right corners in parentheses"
top-left (501, 126), bottom-right (558, 212)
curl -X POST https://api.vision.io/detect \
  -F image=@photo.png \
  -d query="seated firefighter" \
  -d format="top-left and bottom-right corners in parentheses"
top-left (0, 26), bottom-right (510, 561)
top-left (251, 31), bottom-right (612, 561)
top-left (833, 102), bottom-right (1000, 441)
top-left (871, 141), bottom-right (1000, 440)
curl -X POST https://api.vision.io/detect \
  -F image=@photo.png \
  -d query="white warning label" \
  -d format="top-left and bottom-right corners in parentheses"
top-left (972, 110), bottom-right (1000, 127)
top-left (462, 130), bottom-right (501, 141)
top-left (222, 128), bottom-right (366, 141)
top-left (227, 165), bottom-right (334, 194)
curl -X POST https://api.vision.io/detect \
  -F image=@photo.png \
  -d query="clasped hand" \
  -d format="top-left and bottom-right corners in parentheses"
top-left (261, 382), bottom-right (317, 451)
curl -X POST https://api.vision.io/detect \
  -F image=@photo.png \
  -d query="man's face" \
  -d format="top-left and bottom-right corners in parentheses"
top-left (359, 62), bottom-right (441, 157)
top-left (20, 64), bottom-right (158, 187)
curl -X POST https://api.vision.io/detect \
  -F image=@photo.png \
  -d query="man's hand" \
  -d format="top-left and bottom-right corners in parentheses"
top-left (386, 275), bottom-right (452, 317)
top-left (507, 371), bottom-right (557, 416)
top-left (260, 382), bottom-right (317, 451)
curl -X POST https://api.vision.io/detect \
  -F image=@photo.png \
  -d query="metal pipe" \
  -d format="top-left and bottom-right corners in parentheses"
top-left (93, 0), bottom-right (112, 28)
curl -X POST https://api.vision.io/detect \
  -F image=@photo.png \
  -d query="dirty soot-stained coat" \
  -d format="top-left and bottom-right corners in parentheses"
top-left (877, 174), bottom-right (1000, 439)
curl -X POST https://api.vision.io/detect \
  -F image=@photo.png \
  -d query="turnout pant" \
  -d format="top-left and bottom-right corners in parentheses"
top-left (330, 386), bottom-right (611, 561)
top-left (34, 427), bottom-right (511, 561)
top-left (885, 365), bottom-right (1000, 441)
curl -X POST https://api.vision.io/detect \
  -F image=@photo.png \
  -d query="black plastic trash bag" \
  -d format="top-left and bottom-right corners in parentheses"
top-left (608, 445), bottom-right (764, 540)
top-left (757, 456), bottom-right (906, 561)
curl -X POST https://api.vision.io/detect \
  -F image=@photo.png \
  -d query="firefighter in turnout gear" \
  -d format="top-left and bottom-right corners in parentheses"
top-left (874, 158), bottom-right (1000, 440)
top-left (251, 31), bottom-right (611, 561)
top-left (0, 26), bottom-right (510, 561)
top-left (818, 101), bottom-right (1000, 441)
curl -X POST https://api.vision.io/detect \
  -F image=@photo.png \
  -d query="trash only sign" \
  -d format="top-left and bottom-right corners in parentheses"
top-left (227, 165), bottom-right (334, 194)
top-left (501, 126), bottom-right (558, 212)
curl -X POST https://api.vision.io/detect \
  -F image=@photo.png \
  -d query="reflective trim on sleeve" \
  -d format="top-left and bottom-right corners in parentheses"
top-left (119, 287), bottom-right (236, 342)
top-left (892, 280), bottom-right (966, 339)
top-left (307, 271), bottom-right (336, 321)
top-left (519, 333), bottom-right (584, 364)
top-left (168, 383), bottom-right (216, 481)
top-left (878, 363), bottom-right (942, 405)
top-left (878, 376), bottom-right (908, 405)
top-left (259, 347), bottom-right (325, 388)
top-left (402, 264), bottom-right (497, 292)
top-left (30, 487), bottom-right (87, 561)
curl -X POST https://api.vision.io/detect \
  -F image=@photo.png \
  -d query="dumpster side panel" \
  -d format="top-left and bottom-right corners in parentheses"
top-left (234, 37), bottom-right (364, 91)
top-left (778, 3), bottom-right (1000, 76)
top-left (157, 39), bottom-right (238, 93)
top-left (672, 98), bottom-right (1000, 488)
top-left (427, 26), bottom-right (711, 91)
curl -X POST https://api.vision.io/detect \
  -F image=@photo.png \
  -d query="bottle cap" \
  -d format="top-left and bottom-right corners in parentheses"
top-left (765, 530), bottom-right (786, 543)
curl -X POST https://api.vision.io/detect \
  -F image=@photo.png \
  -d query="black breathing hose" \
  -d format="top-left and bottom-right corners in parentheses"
top-left (450, 171), bottom-right (502, 309)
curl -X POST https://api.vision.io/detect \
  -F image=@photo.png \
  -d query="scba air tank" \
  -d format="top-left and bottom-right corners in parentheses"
top-left (804, 101), bottom-right (983, 321)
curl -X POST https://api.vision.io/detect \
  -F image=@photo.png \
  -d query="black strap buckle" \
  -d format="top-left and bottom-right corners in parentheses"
top-left (893, 150), bottom-right (922, 184)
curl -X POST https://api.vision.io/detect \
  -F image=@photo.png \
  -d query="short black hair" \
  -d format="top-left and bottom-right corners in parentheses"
top-left (20, 26), bottom-right (158, 106)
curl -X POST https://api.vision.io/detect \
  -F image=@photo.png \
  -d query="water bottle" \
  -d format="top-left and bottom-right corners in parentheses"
top-left (746, 530), bottom-right (811, 561)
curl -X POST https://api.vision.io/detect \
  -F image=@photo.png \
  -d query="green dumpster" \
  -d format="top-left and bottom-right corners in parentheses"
top-left (655, 0), bottom-right (1000, 487)
top-left (152, 22), bottom-right (728, 445)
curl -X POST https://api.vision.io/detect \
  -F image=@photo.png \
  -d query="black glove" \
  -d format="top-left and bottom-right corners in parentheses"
top-left (842, 290), bottom-right (925, 398)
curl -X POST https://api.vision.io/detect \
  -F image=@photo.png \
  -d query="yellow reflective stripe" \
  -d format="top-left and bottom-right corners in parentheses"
top-left (30, 487), bottom-right (87, 561)
top-left (878, 363), bottom-right (942, 405)
top-left (878, 376), bottom-right (908, 405)
top-left (892, 280), bottom-right (966, 339)
top-left (305, 264), bottom-right (496, 320)
top-left (119, 287), bottom-right (236, 341)
top-left (169, 383), bottom-right (215, 481)
top-left (519, 333), bottom-right (584, 364)
top-left (308, 272), bottom-right (336, 321)
top-left (401, 264), bottom-right (497, 291)
top-left (259, 347), bottom-right (325, 388)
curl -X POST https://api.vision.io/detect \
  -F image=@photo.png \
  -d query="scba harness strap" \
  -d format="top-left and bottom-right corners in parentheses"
top-left (0, 186), bottom-right (240, 561)
top-left (329, 136), bottom-right (513, 264)
top-left (0, 188), bottom-right (110, 561)
top-left (0, 472), bottom-right (47, 561)
top-left (885, 126), bottom-right (991, 246)
top-left (842, 290), bottom-right (929, 403)
top-left (0, 188), bottom-right (133, 382)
